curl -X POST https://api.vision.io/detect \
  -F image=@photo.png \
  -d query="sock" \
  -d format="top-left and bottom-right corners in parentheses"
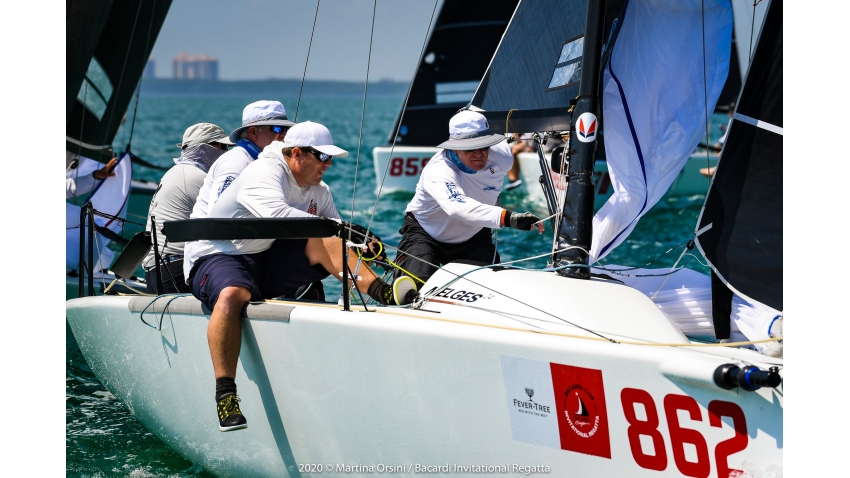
top-left (367, 279), bottom-right (392, 305)
top-left (215, 377), bottom-right (237, 402)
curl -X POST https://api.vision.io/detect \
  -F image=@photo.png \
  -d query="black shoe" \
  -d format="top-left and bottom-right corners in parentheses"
top-left (217, 393), bottom-right (248, 432)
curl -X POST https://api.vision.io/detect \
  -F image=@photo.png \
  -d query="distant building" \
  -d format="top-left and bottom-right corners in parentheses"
top-left (172, 53), bottom-right (219, 81)
top-left (143, 58), bottom-right (156, 79)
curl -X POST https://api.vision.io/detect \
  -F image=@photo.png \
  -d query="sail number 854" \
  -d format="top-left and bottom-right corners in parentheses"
top-left (621, 389), bottom-right (748, 478)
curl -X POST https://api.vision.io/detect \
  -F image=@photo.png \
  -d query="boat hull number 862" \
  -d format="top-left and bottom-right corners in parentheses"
top-left (620, 389), bottom-right (748, 478)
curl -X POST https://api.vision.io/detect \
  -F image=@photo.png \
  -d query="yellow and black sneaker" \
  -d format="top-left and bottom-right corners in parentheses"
top-left (392, 276), bottom-right (417, 305)
top-left (217, 393), bottom-right (248, 432)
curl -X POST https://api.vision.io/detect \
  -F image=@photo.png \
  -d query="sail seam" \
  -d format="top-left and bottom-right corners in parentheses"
top-left (598, 51), bottom-right (649, 257)
top-left (733, 112), bottom-right (782, 135)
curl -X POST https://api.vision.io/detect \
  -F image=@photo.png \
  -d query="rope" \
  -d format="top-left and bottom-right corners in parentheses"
top-left (347, 0), bottom-right (378, 236)
top-left (295, 0), bottom-right (321, 121)
top-left (748, 0), bottom-right (764, 65)
top-left (700, 0), bottom-right (713, 187)
top-left (98, 0), bottom-right (144, 150)
top-left (505, 108), bottom-right (518, 136)
top-left (365, 0), bottom-right (440, 235)
top-left (126, 0), bottom-right (159, 151)
top-left (139, 294), bottom-right (192, 331)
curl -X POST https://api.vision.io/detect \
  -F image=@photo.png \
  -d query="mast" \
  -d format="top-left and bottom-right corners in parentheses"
top-left (553, 0), bottom-right (606, 279)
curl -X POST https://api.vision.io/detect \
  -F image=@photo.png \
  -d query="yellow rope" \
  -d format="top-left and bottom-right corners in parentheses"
top-left (104, 278), bottom-right (155, 296)
top-left (505, 108), bottom-right (518, 137)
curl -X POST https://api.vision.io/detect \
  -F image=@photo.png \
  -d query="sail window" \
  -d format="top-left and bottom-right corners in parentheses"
top-left (435, 81), bottom-right (479, 104)
top-left (76, 57), bottom-right (113, 120)
top-left (547, 36), bottom-right (584, 91)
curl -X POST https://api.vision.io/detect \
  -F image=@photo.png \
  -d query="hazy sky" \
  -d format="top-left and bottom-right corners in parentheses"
top-left (149, 0), bottom-right (441, 82)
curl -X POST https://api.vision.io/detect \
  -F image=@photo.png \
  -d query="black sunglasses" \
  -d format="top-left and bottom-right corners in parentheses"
top-left (301, 147), bottom-right (333, 162)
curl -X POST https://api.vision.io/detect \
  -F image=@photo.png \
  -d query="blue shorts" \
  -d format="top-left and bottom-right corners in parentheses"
top-left (189, 239), bottom-right (329, 311)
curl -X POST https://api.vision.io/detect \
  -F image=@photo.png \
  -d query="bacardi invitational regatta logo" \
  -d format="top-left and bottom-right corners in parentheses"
top-left (550, 363), bottom-right (611, 458)
top-left (563, 384), bottom-right (601, 438)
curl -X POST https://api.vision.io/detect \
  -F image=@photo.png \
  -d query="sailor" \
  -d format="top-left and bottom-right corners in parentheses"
top-left (189, 100), bottom-right (294, 220)
top-left (184, 121), bottom-right (416, 432)
top-left (394, 110), bottom-right (543, 285)
top-left (142, 123), bottom-right (233, 293)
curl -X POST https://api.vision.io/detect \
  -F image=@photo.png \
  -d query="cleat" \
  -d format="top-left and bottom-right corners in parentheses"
top-left (392, 276), bottom-right (417, 305)
top-left (217, 393), bottom-right (248, 432)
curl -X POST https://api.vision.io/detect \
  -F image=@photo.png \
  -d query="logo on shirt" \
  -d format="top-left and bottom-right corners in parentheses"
top-left (217, 175), bottom-right (236, 197)
top-left (445, 182), bottom-right (466, 203)
top-left (489, 167), bottom-right (495, 174)
top-left (307, 199), bottom-right (317, 215)
top-left (483, 186), bottom-right (497, 191)
top-left (576, 112), bottom-right (597, 143)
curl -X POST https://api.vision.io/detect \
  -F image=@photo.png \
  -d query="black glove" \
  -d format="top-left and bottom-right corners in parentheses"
top-left (345, 223), bottom-right (386, 262)
top-left (505, 211), bottom-right (541, 231)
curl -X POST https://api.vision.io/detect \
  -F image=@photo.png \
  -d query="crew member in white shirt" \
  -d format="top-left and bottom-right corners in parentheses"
top-left (189, 100), bottom-right (293, 220)
top-left (394, 110), bottom-right (543, 284)
top-left (185, 121), bottom-right (416, 432)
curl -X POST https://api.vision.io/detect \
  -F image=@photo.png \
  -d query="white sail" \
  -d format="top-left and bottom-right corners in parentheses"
top-left (66, 153), bottom-right (132, 271)
top-left (590, 0), bottom-right (732, 260)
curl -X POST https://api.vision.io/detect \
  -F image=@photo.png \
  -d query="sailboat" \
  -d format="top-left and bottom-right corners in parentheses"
top-left (371, 0), bottom-right (519, 194)
top-left (66, 0), bottom-right (174, 298)
top-left (67, 0), bottom-right (783, 476)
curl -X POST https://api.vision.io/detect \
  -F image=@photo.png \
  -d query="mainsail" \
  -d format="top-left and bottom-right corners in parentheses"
top-left (695, 0), bottom-right (782, 312)
top-left (388, 0), bottom-right (518, 147)
top-left (66, 0), bottom-right (172, 162)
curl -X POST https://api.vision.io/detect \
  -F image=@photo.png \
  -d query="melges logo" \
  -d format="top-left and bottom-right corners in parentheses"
top-left (576, 112), bottom-right (597, 143)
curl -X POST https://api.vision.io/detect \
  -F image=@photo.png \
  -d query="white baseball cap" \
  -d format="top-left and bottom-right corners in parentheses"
top-left (228, 100), bottom-right (295, 143)
top-left (436, 110), bottom-right (505, 150)
top-left (282, 121), bottom-right (348, 158)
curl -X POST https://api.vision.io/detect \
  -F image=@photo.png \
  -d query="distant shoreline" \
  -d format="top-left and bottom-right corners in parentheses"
top-left (139, 78), bottom-right (408, 98)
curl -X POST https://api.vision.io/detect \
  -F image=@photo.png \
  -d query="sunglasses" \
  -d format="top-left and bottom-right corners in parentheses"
top-left (301, 147), bottom-right (333, 162)
top-left (268, 125), bottom-right (289, 135)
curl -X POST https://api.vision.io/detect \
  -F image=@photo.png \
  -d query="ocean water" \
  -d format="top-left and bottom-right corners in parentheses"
top-left (67, 95), bottom-right (726, 476)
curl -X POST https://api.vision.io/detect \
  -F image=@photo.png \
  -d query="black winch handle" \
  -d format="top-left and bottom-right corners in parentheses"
top-left (714, 364), bottom-right (782, 391)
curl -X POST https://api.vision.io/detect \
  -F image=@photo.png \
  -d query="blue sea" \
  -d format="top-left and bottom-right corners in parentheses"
top-left (66, 95), bottom-right (726, 476)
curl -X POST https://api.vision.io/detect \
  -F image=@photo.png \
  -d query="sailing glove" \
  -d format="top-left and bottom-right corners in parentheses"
top-left (504, 211), bottom-right (541, 231)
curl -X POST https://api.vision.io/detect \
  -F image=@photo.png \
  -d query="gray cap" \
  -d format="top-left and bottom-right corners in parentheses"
top-left (177, 123), bottom-right (234, 148)
top-left (228, 100), bottom-right (296, 143)
top-left (436, 110), bottom-right (505, 150)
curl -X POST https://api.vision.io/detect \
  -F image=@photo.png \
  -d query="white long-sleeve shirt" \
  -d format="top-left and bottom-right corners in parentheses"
top-left (405, 142), bottom-right (512, 243)
top-left (189, 145), bottom-right (254, 220)
top-left (184, 141), bottom-right (341, 279)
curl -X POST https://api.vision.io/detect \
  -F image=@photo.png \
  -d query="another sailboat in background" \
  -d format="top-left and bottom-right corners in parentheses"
top-left (66, 0), bottom-right (173, 298)
top-left (371, 0), bottom-right (519, 193)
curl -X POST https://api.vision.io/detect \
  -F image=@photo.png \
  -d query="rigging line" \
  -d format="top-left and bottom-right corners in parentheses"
top-left (295, 0), bottom-right (321, 122)
top-left (700, 0), bottom-right (712, 188)
top-left (126, 0), bottom-right (159, 151)
top-left (364, 0), bottom-right (440, 234)
top-left (348, 0), bottom-right (378, 234)
top-left (748, 0), bottom-right (763, 66)
top-left (72, 82), bottom-right (88, 206)
top-left (99, 0), bottom-right (145, 151)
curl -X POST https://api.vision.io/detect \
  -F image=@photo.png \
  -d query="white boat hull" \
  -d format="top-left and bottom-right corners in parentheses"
top-left (67, 265), bottom-right (782, 477)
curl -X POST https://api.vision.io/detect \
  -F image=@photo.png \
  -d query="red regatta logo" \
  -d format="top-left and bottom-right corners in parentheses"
top-left (576, 112), bottom-right (598, 143)
top-left (551, 363), bottom-right (611, 458)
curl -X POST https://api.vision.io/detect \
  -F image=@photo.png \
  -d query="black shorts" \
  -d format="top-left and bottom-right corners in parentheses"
top-left (145, 259), bottom-right (190, 294)
top-left (393, 214), bottom-right (499, 283)
top-left (189, 239), bottom-right (329, 311)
